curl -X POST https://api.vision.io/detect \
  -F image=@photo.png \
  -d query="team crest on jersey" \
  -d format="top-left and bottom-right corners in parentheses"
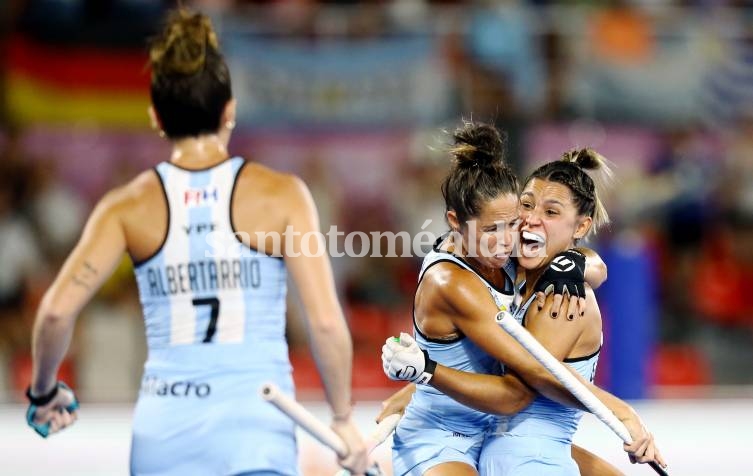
top-left (184, 187), bottom-right (219, 207)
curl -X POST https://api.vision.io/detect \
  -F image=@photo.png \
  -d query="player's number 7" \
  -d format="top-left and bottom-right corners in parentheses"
top-left (192, 297), bottom-right (220, 343)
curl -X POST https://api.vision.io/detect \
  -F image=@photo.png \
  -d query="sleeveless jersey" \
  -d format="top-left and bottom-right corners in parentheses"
top-left (129, 157), bottom-right (298, 476)
top-left (409, 239), bottom-right (518, 434)
top-left (133, 157), bottom-right (289, 372)
top-left (493, 293), bottom-right (601, 443)
top-left (391, 239), bottom-right (520, 475)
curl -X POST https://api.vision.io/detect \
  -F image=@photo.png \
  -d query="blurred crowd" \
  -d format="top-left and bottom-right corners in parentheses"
top-left (1, 0), bottom-right (753, 401)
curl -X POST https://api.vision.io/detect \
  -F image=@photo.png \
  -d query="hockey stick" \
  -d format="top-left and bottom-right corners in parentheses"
top-left (496, 312), bottom-right (669, 476)
top-left (260, 383), bottom-right (399, 475)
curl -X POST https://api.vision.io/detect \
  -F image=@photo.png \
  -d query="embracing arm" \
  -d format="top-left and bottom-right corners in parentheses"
top-left (31, 190), bottom-right (128, 395)
top-left (425, 275), bottom-right (582, 413)
top-left (434, 285), bottom-right (638, 419)
top-left (578, 247), bottom-right (607, 290)
top-left (428, 285), bottom-right (660, 463)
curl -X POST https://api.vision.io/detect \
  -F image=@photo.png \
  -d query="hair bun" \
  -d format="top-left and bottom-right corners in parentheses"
top-left (150, 9), bottom-right (220, 77)
top-left (450, 122), bottom-right (507, 169)
top-left (562, 148), bottom-right (605, 171)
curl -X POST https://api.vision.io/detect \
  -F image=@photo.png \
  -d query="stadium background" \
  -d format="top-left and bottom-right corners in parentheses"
top-left (0, 1), bottom-right (752, 474)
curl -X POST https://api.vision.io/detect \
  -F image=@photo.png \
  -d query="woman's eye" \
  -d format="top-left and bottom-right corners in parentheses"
top-left (546, 209), bottom-right (558, 216)
top-left (521, 202), bottom-right (533, 210)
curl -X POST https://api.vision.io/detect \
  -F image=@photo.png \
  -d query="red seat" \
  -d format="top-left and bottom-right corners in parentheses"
top-left (652, 344), bottom-right (711, 386)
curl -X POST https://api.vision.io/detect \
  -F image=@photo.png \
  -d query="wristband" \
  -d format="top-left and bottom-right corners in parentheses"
top-left (25, 384), bottom-right (59, 407)
top-left (414, 350), bottom-right (437, 385)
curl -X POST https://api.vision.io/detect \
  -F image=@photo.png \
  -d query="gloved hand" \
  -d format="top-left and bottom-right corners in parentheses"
top-left (26, 381), bottom-right (79, 438)
top-left (381, 333), bottom-right (436, 385)
top-left (534, 249), bottom-right (586, 319)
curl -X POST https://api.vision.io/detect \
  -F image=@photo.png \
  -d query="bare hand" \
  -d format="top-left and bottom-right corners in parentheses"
top-left (621, 414), bottom-right (667, 469)
top-left (331, 417), bottom-right (369, 474)
top-left (536, 291), bottom-right (580, 320)
top-left (375, 384), bottom-right (414, 423)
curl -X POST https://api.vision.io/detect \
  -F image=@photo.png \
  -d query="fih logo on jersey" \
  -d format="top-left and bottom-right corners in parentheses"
top-left (551, 255), bottom-right (576, 273)
top-left (184, 187), bottom-right (219, 207)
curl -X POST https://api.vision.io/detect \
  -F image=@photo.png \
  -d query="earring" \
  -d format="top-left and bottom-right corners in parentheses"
top-left (158, 130), bottom-right (166, 138)
top-left (225, 120), bottom-right (236, 130)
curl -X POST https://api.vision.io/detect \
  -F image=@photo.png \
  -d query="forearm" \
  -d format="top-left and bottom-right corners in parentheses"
top-left (431, 365), bottom-right (534, 415)
top-left (525, 364), bottom-right (638, 423)
top-left (31, 307), bottom-right (76, 395)
top-left (576, 247), bottom-right (607, 289)
top-left (514, 363), bottom-right (590, 411)
top-left (586, 381), bottom-right (637, 422)
top-left (308, 317), bottom-right (354, 417)
top-left (387, 383), bottom-right (416, 408)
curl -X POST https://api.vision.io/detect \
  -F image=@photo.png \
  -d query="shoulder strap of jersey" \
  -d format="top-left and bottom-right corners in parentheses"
top-left (418, 234), bottom-right (476, 282)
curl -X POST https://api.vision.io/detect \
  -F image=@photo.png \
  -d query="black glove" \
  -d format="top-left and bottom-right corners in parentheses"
top-left (534, 249), bottom-right (587, 299)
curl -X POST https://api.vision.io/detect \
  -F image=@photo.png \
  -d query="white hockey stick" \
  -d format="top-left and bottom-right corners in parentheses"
top-left (260, 383), bottom-right (399, 474)
top-left (496, 312), bottom-right (668, 476)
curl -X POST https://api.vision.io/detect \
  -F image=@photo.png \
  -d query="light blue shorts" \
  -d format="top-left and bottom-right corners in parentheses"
top-left (130, 366), bottom-right (299, 476)
top-left (478, 435), bottom-right (577, 476)
top-left (391, 413), bottom-right (485, 476)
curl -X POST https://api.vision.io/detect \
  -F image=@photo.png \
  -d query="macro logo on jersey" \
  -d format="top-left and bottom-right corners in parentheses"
top-left (184, 186), bottom-right (219, 207)
top-left (141, 375), bottom-right (211, 398)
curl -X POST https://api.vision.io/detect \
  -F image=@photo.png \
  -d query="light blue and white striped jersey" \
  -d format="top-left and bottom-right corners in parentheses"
top-left (493, 293), bottom-right (601, 443)
top-left (132, 157), bottom-right (289, 372)
top-left (408, 237), bottom-right (518, 434)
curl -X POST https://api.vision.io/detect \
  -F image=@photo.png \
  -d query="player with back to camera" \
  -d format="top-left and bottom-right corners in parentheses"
top-left (378, 122), bottom-right (645, 476)
top-left (24, 8), bottom-right (369, 476)
top-left (382, 146), bottom-right (667, 475)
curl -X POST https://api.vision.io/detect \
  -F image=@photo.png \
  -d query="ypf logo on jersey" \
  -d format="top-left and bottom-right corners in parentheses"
top-left (551, 255), bottom-right (576, 273)
top-left (184, 187), bottom-right (219, 207)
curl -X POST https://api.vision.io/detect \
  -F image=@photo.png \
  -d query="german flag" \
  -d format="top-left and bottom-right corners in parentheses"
top-left (6, 35), bottom-right (152, 128)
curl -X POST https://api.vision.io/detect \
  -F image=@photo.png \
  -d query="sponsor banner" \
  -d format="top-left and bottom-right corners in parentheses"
top-left (224, 34), bottom-right (451, 127)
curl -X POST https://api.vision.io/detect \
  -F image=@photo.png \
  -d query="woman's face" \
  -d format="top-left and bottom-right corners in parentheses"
top-left (450, 192), bottom-right (520, 270)
top-left (517, 178), bottom-right (591, 270)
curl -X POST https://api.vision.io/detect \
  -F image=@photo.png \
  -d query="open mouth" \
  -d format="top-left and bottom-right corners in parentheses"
top-left (520, 230), bottom-right (546, 257)
top-left (493, 251), bottom-right (512, 263)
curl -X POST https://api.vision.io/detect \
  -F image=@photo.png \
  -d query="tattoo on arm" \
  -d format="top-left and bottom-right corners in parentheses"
top-left (72, 277), bottom-right (91, 290)
top-left (72, 261), bottom-right (99, 290)
top-left (83, 261), bottom-right (98, 275)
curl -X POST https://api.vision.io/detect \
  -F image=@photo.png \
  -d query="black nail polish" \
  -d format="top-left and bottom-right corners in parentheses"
top-left (568, 314), bottom-right (574, 320)
top-left (580, 311), bottom-right (584, 316)
top-left (551, 312), bottom-right (557, 318)
top-left (538, 305), bottom-right (543, 311)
